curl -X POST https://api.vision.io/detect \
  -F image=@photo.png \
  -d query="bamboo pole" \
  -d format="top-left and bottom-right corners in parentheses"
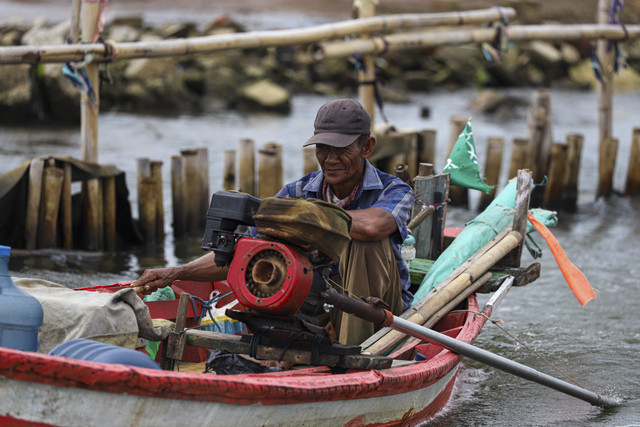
top-left (417, 129), bottom-right (436, 167)
top-left (150, 161), bottom-right (164, 241)
top-left (625, 128), bottom-right (640, 196)
top-left (355, 0), bottom-right (376, 127)
top-left (171, 155), bottom-right (186, 237)
top-left (80, 1), bottom-right (102, 251)
top-left (238, 139), bottom-right (256, 196)
top-left (508, 138), bottom-right (529, 179)
top-left (223, 150), bottom-right (236, 191)
top-left (563, 133), bottom-right (584, 211)
top-left (597, 136), bottom-right (618, 199)
top-left (394, 164), bottom-right (411, 184)
top-left (527, 91), bottom-right (552, 187)
top-left (181, 150), bottom-right (200, 233)
top-left (543, 143), bottom-right (568, 210)
top-left (303, 146), bottom-right (318, 175)
top-left (0, 8), bottom-right (517, 64)
top-left (195, 148), bottom-right (210, 228)
top-left (501, 170), bottom-right (532, 268)
top-left (38, 163), bottom-right (64, 248)
top-left (60, 162), bottom-right (73, 249)
top-left (365, 230), bottom-right (522, 355)
top-left (25, 158), bottom-right (44, 250)
top-left (138, 177), bottom-right (157, 245)
top-left (313, 24), bottom-right (640, 59)
top-left (479, 137), bottom-right (504, 211)
top-left (258, 142), bottom-right (283, 199)
top-left (103, 175), bottom-right (116, 251)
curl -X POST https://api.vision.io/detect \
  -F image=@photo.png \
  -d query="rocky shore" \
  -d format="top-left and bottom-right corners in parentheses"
top-left (1, 9), bottom-right (639, 124)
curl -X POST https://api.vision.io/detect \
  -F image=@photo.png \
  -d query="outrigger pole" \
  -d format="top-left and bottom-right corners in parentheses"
top-left (322, 278), bottom-right (620, 409)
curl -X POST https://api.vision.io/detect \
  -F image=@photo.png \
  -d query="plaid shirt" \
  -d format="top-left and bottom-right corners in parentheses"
top-left (276, 160), bottom-right (415, 310)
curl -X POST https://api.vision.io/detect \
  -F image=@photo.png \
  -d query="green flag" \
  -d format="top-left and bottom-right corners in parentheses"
top-left (443, 119), bottom-right (494, 194)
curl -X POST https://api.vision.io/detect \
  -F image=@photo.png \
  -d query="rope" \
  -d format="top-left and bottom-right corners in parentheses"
top-left (188, 291), bottom-right (234, 331)
top-left (452, 309), bottom-right (589, 390)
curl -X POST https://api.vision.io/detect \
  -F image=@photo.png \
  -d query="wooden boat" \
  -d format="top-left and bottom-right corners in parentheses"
top-left (0, 175), bottom-right (540, 426)
top-left (0, 273), bottom-right (506, 427)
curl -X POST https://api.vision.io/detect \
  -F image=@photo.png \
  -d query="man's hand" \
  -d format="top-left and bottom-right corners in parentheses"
top-left (131, 267), bottom-right (179, 295)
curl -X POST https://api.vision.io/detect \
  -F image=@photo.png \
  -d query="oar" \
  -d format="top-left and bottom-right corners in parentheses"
top-left (321, 278), bottom-right (620, 409)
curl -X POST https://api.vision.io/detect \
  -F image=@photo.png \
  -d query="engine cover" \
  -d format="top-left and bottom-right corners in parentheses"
top-left (227, 238), bottom-right (313, 316)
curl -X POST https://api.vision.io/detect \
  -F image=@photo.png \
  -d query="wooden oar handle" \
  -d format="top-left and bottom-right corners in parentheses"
top-left (131, 285), bottom-right (145, 294)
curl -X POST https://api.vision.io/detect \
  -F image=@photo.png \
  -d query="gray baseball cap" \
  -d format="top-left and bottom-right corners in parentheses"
top-left (303, 99), bottom-right (371, 147)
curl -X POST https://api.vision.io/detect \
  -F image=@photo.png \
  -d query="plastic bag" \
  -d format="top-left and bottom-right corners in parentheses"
top-left (205, 349), bottom-right (283, 375)
top-left (200, 291), bottom-right (248, 335)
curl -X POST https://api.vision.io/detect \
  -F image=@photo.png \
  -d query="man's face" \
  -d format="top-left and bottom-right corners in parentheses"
top-left (315, 138), bottom-right (370, 194)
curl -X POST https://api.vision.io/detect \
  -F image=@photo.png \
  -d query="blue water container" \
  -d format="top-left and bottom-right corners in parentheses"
top-left (49, 339), bottom-right (161, 370)
top-left (0, 245), bottom-right (43, 351)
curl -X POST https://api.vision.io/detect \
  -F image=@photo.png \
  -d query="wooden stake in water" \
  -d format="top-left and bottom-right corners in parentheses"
top-left (258, 142), bottom-right (283, 199)
top-left (544, 143), bottom-right (568, 210)
top-left (563, 134), bottom-right (584, 211)
top-left (479, 136), bottom-right (504, 211)
top-left (625, 128), bottom-right (640, 196)
top-left (238, 139), bottom-right (256, 196)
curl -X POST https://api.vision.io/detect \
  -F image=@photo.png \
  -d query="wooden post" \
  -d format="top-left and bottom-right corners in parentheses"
top-left (355, 0), bottom-right (376, 129)
top-left (138, 178), bottom-right (157, 245)
top-left (137, 158), bottom-right (155, 244)
top-left (61, 162), bottom-right (73, 249)
top-left (508, 138), bottom-right (530, 179)
top-left (181, 150), bottom-right (200, 233)
top-left (80, 1), bottom-right (101, 250)
top-left (401, 130), bottom-right (418, 179)
top-left (563, 134), bottom-right (584, 212)
top-left (82, 179), bottom-right (102, 250)
top-left (25, 158), bottom-right (44, 250)
top-left (417, 129), bottom-right (436, 166)
top-left (596, 0), bottom-right (615, 200)
top-left (171, 155), bottom-right (186, 237)
top-left (543, 143), bottom-right (568, 210)
top-left (38, 162), bottom-right (64, 248)
top-left (223, 150), bottom-right (236, 191)
top-left (151, 161), bottom-right (164, 241)
top-left (500, 169), bottom-right (531, 267)
top-left (103, 175), bottom-right (116, 251)
top-left (238, 139), bottom-right (256, 195)
top-left (195, 148), bottom-right (209, 227)
top-left (527, 91), bottom-right (552, 183)
top-left (447, 115), bottom-right (468, 207)
top-left (597, 136), bottom-right (618, 199)
top-left (411, 163), bottom-right (449, 260)
top-left (394, 164), bottom-right (411, 184)
top-left (625, 128), bottom-right (640, 196)
top-left (479, 137), bottom-right (504, 211)
top-left (303, 146), bottom-right (318, 175)
top-left (258, 142), bottom-right (283, 199)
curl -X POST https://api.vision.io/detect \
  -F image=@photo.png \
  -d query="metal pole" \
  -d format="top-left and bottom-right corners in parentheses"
top-left (390, 316), bottom-right (619, 408)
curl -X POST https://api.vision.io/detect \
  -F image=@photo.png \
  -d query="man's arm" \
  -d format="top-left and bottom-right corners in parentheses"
top-left (346, 207), bottom-right (398, 241)
top-left (131, 251), bottom-right (228, 294)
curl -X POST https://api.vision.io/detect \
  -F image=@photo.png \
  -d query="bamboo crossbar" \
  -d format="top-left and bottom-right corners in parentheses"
top-left (0, 7), bottom-right (515, 64)
top-left (314, 24), bottom-right (640, 59)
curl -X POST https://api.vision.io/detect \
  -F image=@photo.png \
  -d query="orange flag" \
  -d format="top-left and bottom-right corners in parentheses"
top-left (528, 213), bottom-right (596, 306)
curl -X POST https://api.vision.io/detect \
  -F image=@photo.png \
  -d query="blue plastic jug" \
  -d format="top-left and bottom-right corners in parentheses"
top-left (0, 245), bottom-right (43, 351)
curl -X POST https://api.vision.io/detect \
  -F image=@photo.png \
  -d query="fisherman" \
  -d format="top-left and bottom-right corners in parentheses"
top-left (132, 98), bottom-right (415, 345)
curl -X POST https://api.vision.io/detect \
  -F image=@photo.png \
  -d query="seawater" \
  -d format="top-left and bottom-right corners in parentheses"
top-left (2, 89), bottom-right (640, 426)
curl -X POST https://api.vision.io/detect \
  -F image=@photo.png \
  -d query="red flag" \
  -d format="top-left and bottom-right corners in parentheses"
top-left (528, 213), bottom-right (596, 306)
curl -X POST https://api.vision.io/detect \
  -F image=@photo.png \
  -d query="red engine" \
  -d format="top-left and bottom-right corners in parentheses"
top-left (226, 238), bottom-right (313, 316)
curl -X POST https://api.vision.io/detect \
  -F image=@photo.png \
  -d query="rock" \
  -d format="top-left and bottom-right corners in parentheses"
top-left (106, 25), bottom-right (141, 43)
top-left (0, 64), bottom-right (34, 123)
top-left (156, 22), bottom-right (198, 39)
top-left (526, 41), bottom-right (565, 80)
top-left (22, 20), bottom-right (69, 46)
top-left (560, 42), bottom-right (581, 65)
top-left (237, 79), bottom-right (290, 113)
top-left (470, 89), bottom-right (528, 119)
